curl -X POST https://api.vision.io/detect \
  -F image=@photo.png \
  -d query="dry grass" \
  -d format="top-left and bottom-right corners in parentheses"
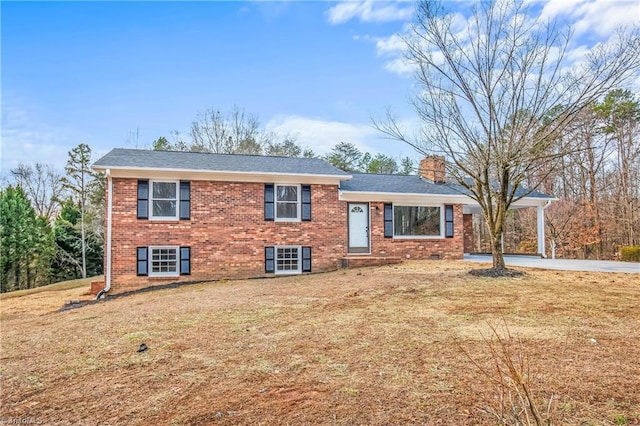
top-left (0, 276), bottom-right (101, 300)
top-left (1, 261), bottom-right (638, 425)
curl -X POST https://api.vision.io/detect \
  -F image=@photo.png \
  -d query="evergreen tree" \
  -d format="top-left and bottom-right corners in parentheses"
top-left (0, 186), bottom-right (54, 292)
top-left (61, 143), bottom-right (98, 279)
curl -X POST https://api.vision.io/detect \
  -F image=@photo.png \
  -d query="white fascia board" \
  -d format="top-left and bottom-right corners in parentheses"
top-left (92, 165), bottom-right (352, 185)
top-left (510, 196), bottom-right (558, 207)
top-left (340, 190), bottom-right (557, 207)
top-left (339, 190), bottom-right (471, 205)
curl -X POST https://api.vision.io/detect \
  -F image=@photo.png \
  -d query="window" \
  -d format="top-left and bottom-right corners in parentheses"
top-left (393, 206), bottom-right (442, 237)
top-left (138, 180), bottom-right (190, 220)
top-left (151, 181), bottom-right (178, 219)
top-left (276, 246), bottom-right (301, 274)
top-left (137, 246), bottom-right (190, 277)
top-left (149, 246), bottom-right (179, 276)
top-left (275, 185), bottom-right (300, 221)
top-left (265, 245), bottom-right (311, 274)
top-left (265, 184), bottom-right (310, 221)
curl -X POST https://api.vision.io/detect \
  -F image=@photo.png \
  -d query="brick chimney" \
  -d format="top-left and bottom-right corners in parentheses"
top-left (419, 155), bottom-right (446, 183)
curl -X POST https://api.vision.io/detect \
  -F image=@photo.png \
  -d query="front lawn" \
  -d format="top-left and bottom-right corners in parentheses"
top-left (1, 261), bottom-right (638, 424)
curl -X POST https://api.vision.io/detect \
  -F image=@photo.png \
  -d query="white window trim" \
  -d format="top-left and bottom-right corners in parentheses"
top-left (148, 245), bottom-right (180, 277)
top-left (274, 245), bottom-right (302, 275)
top-left (274, 184), bottom-right (301, 222)
top-left (392, 204), bottom-right (445, 239)
top-left (150, 180), bottom-right (180, 221)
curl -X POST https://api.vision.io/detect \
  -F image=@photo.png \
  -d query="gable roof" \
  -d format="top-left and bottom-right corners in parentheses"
top-left (93, 148), bottom-right (350, 177)
top-left (340, 173), bottom-right (554, 199)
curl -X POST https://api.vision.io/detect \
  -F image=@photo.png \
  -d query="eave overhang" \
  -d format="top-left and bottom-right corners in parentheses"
top-left (92, 165), bottom-right (352, 185)
top-left (339, 189), bottom-right (557, 208)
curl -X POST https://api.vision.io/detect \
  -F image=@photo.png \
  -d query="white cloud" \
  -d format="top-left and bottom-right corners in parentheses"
top-left (383, 57), bottom-right (415, 76)
top-left (360, 0), bottom-right (640, 78)
top-left (326, 0), bottom-right (414, 25)
top-left (265, 115), bottom-right (423, 161)
top-left (375, 32), bottom-right (406, 55)
top-left (539, 0), bottom-right (639, 37)
top-left (265, 115), bottom-right (379, 155)
top-left (0, 100), bottom-right (81, 174)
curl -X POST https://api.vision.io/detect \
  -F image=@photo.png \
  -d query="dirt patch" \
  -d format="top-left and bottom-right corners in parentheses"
top-left (1, 261), bottom-right (639, 425)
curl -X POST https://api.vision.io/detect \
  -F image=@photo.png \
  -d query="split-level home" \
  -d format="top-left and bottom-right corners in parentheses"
top-left (92, 148), bottom-right (554, 295)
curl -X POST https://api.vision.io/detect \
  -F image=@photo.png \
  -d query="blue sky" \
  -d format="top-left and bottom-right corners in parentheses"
top-left (2, 0), bottom-right (638, 174)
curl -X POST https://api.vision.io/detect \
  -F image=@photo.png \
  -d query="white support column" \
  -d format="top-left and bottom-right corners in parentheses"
top-left (537, 205), bottom-right (546, 258)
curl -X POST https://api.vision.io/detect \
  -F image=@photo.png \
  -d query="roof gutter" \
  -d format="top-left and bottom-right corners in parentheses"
top-left (92, 165), bottom-right (352, 182)
top-left (96, 169), bottom-right (113, 299)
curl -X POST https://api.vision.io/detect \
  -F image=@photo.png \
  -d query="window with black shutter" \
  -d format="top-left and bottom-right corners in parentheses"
top-left (302, 246), bottom-right (312, 272)
top-left (136, 247), bottom-right (148, 276)
top-left (179, 181), bottom-right (190, 220)
top-left (137, 180), bottom-right (149, 219)
top-left (445, 205), bottom-right (454, 238)
top-left (180, 247), bottom-right (191, 275)
top-left (265, 246), bottom-right (275, 273)
top-left (264, 184), bottom-right (275, 221)
top-left (384, 204), bottom-right (393, 238)
top-left (301, 185), bottom-right (311, 221)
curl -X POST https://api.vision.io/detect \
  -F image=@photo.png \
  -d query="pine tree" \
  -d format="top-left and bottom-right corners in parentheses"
top-left (61, 143), bottom-right (98, 279)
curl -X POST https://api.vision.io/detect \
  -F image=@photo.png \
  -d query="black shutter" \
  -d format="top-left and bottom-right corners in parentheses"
top-left (301, 185), bottom-right (311, 221)
top-left (265, 247), bottom-right (275, 273)
top-left (179, 181), bottom-right (190, 220)
top-left (264, 184), bottom-right (274, 221)
top-left (137, 180), bottom-right (149, 219)
top-left (136, 247), bottom-right (148, 276)
top-left (180, 247), bottom-right (191, 275)
top-left (384, 204), bottom-right (393, 238)
top-left (445, 205), bottom-right (454, 238)
top-left (302, 246), bottom-right (312, 272)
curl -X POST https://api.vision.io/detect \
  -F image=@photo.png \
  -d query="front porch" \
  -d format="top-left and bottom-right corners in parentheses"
top-left (463, 202), bottom-right (552, 257)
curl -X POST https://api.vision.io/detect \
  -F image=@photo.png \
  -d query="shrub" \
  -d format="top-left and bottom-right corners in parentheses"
top-left (620, 246), bottom-right (640, 262)
top-left (461, 321), bottom-right (556, 425)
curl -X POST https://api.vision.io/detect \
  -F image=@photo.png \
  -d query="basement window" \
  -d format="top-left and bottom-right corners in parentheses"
top-left (275, 246), bottom-right (301, 274)
top-left (149, 246), bottom-right (179, 277)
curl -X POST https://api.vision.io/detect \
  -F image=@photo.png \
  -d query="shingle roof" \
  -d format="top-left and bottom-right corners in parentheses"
top-left (340, 173), bottom-right (553, 199)
top-left (340, 173), bottom-right (465, 195)
top-left (93, 148), bottom-right (350, 176)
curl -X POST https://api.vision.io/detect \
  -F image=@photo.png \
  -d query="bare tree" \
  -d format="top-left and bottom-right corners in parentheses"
top-left (596, 90), bottom-right (640, 247)
top-left (190, 106), bottom-right (268, 154)
top-left (373, 0), bottom-right (640, 271)
top-left (10, 163), bottom-right (65, 221)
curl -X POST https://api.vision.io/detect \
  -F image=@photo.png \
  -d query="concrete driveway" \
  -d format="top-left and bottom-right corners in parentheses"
top-left (464, 254), bottom-right (640, 274)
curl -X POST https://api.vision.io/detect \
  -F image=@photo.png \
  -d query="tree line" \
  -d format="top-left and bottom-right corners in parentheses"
top-left (1, 144), bottom-right (104, 292)
top-left (495, 89), bottom-right (640, 260)
top-left (152, 105), bottom-right (414, 174)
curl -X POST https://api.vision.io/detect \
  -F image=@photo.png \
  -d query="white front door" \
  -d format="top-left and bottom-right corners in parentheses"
top-left (348, 203), bottom-right (369, 253)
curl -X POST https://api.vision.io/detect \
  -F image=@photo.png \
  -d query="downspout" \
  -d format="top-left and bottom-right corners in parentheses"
top-left (96, 169), bottom-right (113, 299)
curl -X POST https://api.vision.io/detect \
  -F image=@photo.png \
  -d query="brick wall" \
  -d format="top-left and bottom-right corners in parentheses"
top-left (364, 202), bottom-right (464, 260)
top-left (108, 178), bottom-right (347, 293)
top-left (106, 178), bottom-right (466, 294)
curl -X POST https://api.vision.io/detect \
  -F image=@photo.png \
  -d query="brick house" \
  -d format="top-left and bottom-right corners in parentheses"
top-left (92, 149), bottom-right (553, 295)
